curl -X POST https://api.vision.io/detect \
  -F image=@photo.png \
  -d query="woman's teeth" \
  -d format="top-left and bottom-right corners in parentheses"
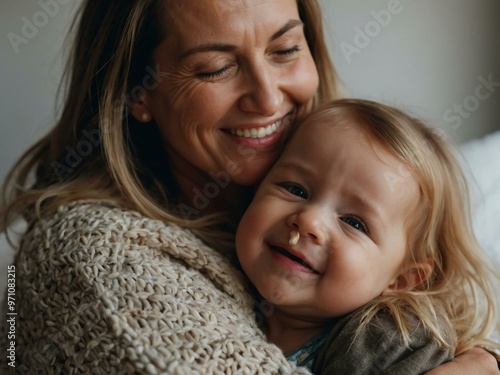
top-left (229, 120), bottom-right (281, 138)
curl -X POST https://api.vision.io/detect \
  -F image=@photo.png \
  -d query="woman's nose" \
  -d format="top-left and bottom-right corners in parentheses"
top-left (286, 208), bottom-right (328, 245)
top-left (238, 64), bottom-right (282, 116)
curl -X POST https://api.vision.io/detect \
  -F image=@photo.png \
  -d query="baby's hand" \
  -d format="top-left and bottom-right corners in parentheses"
top-left (425, 347), bottom-right (499, 375)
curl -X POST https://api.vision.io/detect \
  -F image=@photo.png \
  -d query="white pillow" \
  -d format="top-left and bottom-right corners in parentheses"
top-left (458, 130), bottom-right (500, 266)
top-left (458, 130), bottom-right (500, 344)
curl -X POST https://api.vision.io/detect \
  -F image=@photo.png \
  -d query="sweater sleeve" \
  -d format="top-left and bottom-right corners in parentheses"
top-left (312, 309), bottom-right (454, 375)
top-left (3, 203), bottom-right (311, 375)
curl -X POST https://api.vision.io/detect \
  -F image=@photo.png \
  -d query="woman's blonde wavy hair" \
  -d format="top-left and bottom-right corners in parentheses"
top-left (299, 99), bottom-right (499, 354)
top-left (0, 0), bottom-right (341, 253)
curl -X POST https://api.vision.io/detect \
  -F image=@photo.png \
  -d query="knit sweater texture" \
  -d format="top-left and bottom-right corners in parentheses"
top-left (0, 202), bottom-right (311, 375)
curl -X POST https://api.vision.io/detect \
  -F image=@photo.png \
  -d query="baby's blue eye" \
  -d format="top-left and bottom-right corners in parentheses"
top-left (341, 216), bottom-right (368, 234)
top-left (280, 183), bottom-right (308, 199)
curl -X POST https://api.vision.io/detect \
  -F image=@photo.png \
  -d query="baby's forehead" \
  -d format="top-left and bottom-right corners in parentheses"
top-left (290, 114), bottom-right (363, 145)
top-left (301, 110), bottom-right (359, 130)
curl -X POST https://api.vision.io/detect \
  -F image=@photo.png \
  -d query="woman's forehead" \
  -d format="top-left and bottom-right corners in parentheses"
top-left (165, 0), bottom-right (297, 13)
top-left (156, 0), bottom-right (302, 62)
top-left (162, 0), bottom-right (300, 32)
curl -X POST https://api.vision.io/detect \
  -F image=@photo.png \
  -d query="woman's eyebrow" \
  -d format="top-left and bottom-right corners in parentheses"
top-left (270, 19), bottom-right (303, 42)
top-left (181, 43), bottom-right (236, 59)
top-left (180, 19), bottom-right (303, 59)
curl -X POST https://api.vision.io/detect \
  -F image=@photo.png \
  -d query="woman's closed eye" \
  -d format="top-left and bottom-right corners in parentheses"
top-left (279, 182), bottom-right (308, 199)
top-left (274, 45), bottom-right (300, 57)
top-left (197, 63), bottom-right (236, 80)
top-left (198, 67), bottom-right (229, 79)
top-left (340, 216), bottom-right (368, 234)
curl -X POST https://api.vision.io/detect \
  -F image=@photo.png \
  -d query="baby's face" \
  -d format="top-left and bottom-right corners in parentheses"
top-left (235, 118), bottom-right (420, 320)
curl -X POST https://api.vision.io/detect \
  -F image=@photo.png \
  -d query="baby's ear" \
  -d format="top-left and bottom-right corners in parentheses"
top-left (387, 260), bottom-right (434, 291)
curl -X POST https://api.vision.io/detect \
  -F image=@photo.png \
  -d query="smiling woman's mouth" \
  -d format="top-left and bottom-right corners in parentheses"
top-left (269, 244), bottom-right (319, 274)
top-left (227, 119), bottom-right (283, 139)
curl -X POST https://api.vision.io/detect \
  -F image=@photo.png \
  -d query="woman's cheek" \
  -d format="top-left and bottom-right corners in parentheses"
top-left (290, 56), bottom-right (319, 111)
top-left (159, 71), bottom-right (207, 117)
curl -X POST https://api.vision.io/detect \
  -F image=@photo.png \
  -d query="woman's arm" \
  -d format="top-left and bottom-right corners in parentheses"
top-left (8, 203), bottom-right (312, 374)
top-left (425, 348), bottom-right (499, 375)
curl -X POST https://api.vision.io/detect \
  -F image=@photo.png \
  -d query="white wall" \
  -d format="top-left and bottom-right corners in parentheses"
top-left (0, 0), bottom-right (80, 298)
top-left (1, 1), bottom-right (79, 184)
top-left (321, 0), bottom-right (500, 142)
top-left (1, 0), bottom-right (499, 296)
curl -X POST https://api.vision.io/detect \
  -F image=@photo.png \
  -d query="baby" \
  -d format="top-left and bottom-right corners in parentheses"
top-left (235, 99), bottom-right (499, 374)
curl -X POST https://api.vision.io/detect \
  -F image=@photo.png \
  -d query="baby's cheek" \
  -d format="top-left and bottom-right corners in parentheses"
top-left (236, 211), bottom-right (258, 257)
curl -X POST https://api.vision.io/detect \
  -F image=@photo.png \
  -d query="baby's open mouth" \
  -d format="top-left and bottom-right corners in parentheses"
top-left (269, 245), bottom-right (319, 274)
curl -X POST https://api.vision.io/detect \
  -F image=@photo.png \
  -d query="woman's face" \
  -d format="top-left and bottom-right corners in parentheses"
top-left (143, 0), bottom-right (319, 188)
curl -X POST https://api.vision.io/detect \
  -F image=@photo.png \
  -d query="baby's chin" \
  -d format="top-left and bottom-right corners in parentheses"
top-left (257, 283), bottom-right (296, 307)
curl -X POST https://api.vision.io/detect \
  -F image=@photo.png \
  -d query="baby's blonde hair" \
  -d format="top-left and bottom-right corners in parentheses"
top-left (298, 99), bottom-right (499, 354)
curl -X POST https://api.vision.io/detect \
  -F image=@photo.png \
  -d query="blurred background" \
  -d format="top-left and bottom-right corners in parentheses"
top-left (321, 0), bottom-right (500, 142)
top-left (1, 0), bottom-right (500, 293)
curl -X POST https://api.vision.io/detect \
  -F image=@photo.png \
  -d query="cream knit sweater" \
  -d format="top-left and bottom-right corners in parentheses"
top-left (1, 202), bottom-right (310, 375)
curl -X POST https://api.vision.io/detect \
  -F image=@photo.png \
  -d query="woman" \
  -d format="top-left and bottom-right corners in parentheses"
top-left (1, 0), bottom-right (498, 373)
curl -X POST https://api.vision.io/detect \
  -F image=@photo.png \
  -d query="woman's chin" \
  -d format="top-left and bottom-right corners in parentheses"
top-left (231, 155), bottom-right (280, 186)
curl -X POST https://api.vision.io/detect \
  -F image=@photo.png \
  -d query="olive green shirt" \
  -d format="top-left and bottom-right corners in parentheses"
top-left (312, 308), bottom-right (454, 375)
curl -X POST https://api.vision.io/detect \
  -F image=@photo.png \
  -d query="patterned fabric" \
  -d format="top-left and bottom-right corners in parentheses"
top-left (286, 330), bottom-right (329, 371)
top-left (0, 202), bottom-right (311, 375)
